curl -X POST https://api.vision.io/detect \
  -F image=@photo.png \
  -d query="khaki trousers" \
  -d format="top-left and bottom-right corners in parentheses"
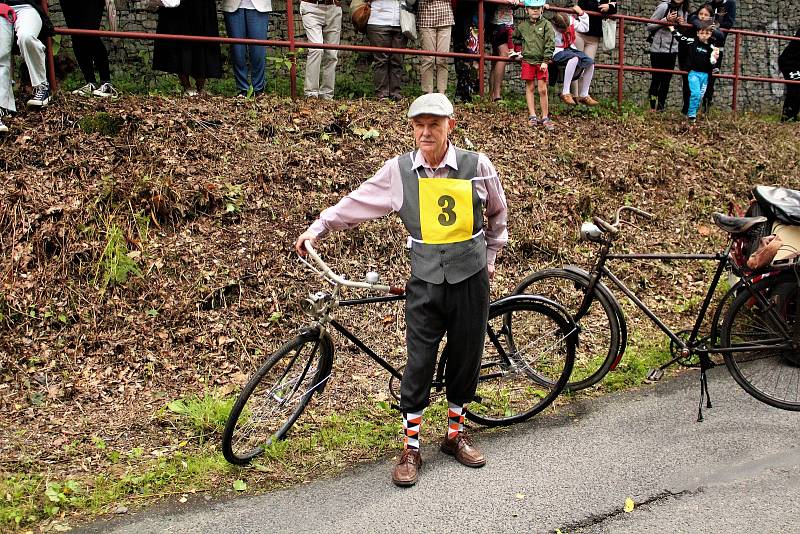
top-left (300, 1), bottom-right (342, 98)
top-left (419, 26), bottom-right (451, 94)
top-left (0, 5), bottom-right (47, 112)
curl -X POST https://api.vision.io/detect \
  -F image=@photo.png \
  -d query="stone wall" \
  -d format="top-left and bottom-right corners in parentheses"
top-left (46, 1), bottom-right (799, 111)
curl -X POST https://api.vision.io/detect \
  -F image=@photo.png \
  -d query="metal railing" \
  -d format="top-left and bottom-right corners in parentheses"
top-left (40, 0), bottom-right (800, 111)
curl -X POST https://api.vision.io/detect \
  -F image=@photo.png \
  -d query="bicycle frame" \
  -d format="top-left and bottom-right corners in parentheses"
top-left (299, 241), bottom-right (558, 399)
top-left (577, 236), bottom-right (795, 372)
top-left (329, 293), bottom-right (407, 382)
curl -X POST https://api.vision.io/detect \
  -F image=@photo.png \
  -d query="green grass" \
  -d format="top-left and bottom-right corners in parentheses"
top-left (161, 392), bottom-right (235, 436)
top-left (601, 336), bottom-right (672, 392)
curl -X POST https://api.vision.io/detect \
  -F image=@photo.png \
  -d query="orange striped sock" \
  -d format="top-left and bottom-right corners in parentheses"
top-left (447, 402), bottom-right (465, 439)
top-left (403, 410), bottom-right (423, 450)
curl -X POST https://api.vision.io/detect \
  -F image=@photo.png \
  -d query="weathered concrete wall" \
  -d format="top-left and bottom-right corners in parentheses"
top-left (46, 0), bottom-right (799, 112)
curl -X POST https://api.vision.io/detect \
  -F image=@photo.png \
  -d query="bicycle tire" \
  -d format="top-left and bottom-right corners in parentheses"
top-left (222, 329), bottom-right (334, 465)
top-left (465, 296), bottom-right (576, 426)
top-left (720, 276), bottom-right (800, 411)
top-left (512, 268), bottom-right (623, 391)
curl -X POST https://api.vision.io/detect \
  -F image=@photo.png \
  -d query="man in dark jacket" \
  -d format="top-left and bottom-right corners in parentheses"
top-left (779, 29), bottom-right (800, 122)
top-left (0, 0), bottom-right (52, 132)
top-left (688, 0), bottom-right (735, 111)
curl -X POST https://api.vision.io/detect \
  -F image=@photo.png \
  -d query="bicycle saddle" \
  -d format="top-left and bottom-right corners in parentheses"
top-left (753, 185), bottom-right (800, 225)
top-left (712, 212), bottom-right (768, 234)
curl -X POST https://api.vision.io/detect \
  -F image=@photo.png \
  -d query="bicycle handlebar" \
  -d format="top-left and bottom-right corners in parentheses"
top-left (593, 206), bottom-right (655, 236)
top-left (592, 216), bottom-right (619, 235)
top-left (303, 240), bottom-right (405, 295)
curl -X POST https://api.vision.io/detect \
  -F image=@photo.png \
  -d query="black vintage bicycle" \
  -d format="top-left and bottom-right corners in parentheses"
top-left (513, 204), bottom-right (800, 413)
top-left (222, 241), bottom-right (577, 465)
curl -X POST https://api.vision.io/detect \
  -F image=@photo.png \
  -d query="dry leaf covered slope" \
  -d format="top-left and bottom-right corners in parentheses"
top-left (0, 95), bottom-right (798, 510)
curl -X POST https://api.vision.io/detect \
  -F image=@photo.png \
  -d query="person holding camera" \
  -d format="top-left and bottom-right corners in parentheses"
top-left (646, 0), bottom-right (688, 111)
top-left (779, 28), bottom-right (800, 122)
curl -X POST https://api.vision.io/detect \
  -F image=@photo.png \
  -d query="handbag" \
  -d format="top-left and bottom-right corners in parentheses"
top-left (602, 18), bottom-right (617, 50)
top-left (147, 0), bottom-right (180, 10)
top-left (400, 0), bottom-right (417, 41)
top-left (350, 0), bottom-right (371, 34)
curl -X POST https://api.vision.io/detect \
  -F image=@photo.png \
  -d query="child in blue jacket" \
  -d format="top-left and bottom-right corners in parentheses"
top-left (670, 22), bottom-right (720, 122)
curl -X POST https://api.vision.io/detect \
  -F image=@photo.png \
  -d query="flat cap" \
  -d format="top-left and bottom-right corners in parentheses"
top-left (407, 93), bottom-right (454, 118)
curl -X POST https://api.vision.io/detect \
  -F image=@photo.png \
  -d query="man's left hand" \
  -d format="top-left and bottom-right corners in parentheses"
top-left (488, 264), bottom-right (495, 280)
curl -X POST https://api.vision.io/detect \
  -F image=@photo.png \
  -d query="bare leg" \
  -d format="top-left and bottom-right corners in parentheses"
top-left (490, 43), bottom-right (509, 100)
top-left (525, 80), bottom-right (536, 116)
top-left (538, 78), bottom-right (549, 118)
top-left (178, 74), bottom-right (191, 91)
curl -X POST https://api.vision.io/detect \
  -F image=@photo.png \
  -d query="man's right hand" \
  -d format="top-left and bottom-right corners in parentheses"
top-left (295, 232), bottom-right (316, 256)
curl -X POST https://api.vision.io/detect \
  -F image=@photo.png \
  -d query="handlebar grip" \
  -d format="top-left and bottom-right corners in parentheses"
top-left (389, 286), bottom-right (406, 296)
top-left (629, 207), bottom-right (655, 220)
top-left (592, 216), bottom-right (619, 235)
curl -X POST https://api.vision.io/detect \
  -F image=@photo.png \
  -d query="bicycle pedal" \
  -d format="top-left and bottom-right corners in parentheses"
top-left (646, 368), bottom-right (664, 382)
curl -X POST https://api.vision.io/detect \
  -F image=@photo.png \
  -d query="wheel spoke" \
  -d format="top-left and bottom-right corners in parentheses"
top-left (223, 333), bottom-right (333, 464)
top-left (722, 279), bottom-right (800, 411)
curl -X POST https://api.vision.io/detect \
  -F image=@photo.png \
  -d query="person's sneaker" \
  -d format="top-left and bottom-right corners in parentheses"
top-left (541, 116), bottom-right (555, 131)
top-left (391, 448), bottom-right (422, 487)
top-left (184, 88), bottom-right (199, 97)
top-left (27, 83), bottom-right (51, 107)
top-left (508, 50), bottom-right (523, 60)
top-left (576, 95), bottom-right (599, 106)
top-left (0, 109), bottom-right (8, 133)
top-left (559, 93), bottom-right (576, 105)
top-left (72, 82), bottom-right (97, 96)
top-left (441, 432), bottom-right (485, 467)
top-left (528, 115), bottom-right (539, 127)
top-left (92, 82), bottom-right (119, 98)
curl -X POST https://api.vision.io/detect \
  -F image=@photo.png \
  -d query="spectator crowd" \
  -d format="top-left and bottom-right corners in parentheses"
top-left (0, 0), bottom-right (797, 134)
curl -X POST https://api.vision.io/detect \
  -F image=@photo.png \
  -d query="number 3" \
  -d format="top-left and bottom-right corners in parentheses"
top-left (438, 195), bottom-right (456, 226)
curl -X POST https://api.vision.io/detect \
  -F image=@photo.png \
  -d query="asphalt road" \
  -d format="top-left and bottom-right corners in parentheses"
top-left (78, 366), bottom-right (800, 534)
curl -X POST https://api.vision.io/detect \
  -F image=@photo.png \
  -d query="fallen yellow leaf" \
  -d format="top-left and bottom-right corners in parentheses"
top-left (624, 497), bottom-right (635, 513)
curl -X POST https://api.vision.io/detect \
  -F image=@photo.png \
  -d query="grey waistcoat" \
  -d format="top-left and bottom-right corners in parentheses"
top-left (397, 148), bottom-right (487, 285)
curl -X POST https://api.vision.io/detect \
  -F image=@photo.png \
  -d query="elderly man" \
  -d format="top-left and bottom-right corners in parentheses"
top-left (295, 93), bottom-right (508, 487)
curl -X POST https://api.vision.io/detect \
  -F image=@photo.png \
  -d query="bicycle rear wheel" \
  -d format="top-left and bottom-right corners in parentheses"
top-left (720, 277), bottom-right (800, 411)
top-left (222, 329), bottom-right (334, 465)
top-left (466, 296), bottom-right (576, 426)
top-left (513, 268), bottom-right (623, 390)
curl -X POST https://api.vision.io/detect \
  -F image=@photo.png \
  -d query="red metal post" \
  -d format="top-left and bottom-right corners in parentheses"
top-left (42, 0), bottom-right (57, 91)
top-left (617, 17), bottom-right (625, 111)
top-left (478, 0), bottom-right (485, 98)
top-left (731, 32), bottom-right (742, 112)
top-left (287, 0), bottom-right (298, 99)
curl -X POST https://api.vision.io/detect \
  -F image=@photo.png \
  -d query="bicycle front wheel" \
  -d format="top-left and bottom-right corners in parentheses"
top-left (222, 330), bottom-right (334, 465)
top-left (466, 297), bottom-right (576, 426)
top-left (513, 268), bottom-right (623, 390)
top-left (720, 278), bottom-right (800, 411)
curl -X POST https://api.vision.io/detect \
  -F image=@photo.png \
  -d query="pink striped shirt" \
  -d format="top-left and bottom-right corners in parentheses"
top-left (307, 143), bottom-right (508, 266)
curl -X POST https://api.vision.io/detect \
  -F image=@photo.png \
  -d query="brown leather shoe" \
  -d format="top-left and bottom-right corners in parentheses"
top-left (440, 433), bottom-right (486, 468)
top-left (559, 93), bottom-right (576, 105)
top-left (576, 95), bottom-right (599, 106)
top-left (392, 448), bottom-right (422, 487)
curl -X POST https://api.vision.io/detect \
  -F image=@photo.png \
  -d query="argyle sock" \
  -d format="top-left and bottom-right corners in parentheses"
top-left (402, 410), bottom-right (423, 450)
top-left (447, 402), bottom-right (465, 439)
